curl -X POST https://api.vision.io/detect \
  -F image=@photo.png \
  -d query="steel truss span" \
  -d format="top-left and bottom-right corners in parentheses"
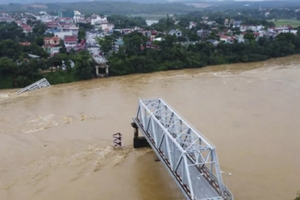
top-left (132, 98), bottom-right (233, 200)
top-left (17, 78), bottom-right (51, 94)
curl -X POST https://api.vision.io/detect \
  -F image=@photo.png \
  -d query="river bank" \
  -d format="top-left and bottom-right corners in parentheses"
top-left (0, 54), bottom-right (300, 200)
top-left (2, 53), bottom-right (300, 91)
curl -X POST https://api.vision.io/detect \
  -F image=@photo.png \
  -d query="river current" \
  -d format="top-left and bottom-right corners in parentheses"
top-left (1, 55), bottom-right (300, 200)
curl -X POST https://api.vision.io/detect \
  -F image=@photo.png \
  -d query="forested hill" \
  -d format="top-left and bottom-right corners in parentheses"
top-left (1, 0), bottom-right (167, 4)
top-left (0, 2), bottom-right (198, 15)
top-left (2, 0), bottom-right (300, 15)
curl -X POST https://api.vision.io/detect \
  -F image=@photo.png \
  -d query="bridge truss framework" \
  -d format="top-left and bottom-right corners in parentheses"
top-left (132, 98), bottom-right (233, 200)
top-left (17, 78), bottom-right (50, 94)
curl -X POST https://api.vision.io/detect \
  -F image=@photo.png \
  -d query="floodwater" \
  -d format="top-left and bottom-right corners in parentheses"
top-left (1, 55), bottom-right (300, 200)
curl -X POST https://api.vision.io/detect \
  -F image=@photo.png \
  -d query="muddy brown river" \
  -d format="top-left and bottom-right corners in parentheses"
top-left (1, 55), bottom-right (300, 200)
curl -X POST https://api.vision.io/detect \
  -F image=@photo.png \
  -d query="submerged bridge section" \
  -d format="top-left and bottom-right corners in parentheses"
top-left (132, 98), bottom-right (233, 200)
top-left (17, 78), bottom-right (50, 94)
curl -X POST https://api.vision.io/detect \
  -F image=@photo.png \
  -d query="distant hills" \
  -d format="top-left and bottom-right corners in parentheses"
top-left (1, 0), bottom-right (300, 15)
top-left (4, 0), bottom-right (300, 2)
top-left (3, 0), bottom-right (300, 4)
top-left (3, 0), bottom-right (167, 4)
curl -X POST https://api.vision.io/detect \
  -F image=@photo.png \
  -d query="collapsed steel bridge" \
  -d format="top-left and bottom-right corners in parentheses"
top-left (132, 98), bottom-right (233, 200)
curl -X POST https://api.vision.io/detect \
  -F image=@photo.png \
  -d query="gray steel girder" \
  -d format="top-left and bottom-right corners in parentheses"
top-left (133, 98), bottom-right (234, 200)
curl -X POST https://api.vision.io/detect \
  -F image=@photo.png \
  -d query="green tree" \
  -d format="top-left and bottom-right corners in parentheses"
top-left (244, 32), bottom-right (255, 41)
top-left (78, 28), bottom-right (86, 42)
top-left (98, 36), bottom-right (114, 55)
top-left (73, 51), bottom-right (95, 80)
top-left (35, 37), bottom-right (44, 46)
top-left (123, 31), bottom-right (148, 56)
top-left (32, 22), bottom-right (47, 36)
top-left (0, 57), bottom-right (17, 80)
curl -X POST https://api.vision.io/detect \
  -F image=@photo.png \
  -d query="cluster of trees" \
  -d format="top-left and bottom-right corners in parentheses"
top-left (0, 22), bottom-right (49, 88)
top-left (107, 15), bottom-right (147, 29)
top-left (0, 22), bottom-right (95, 89)
top-left (95, 12), bottom-right (300, 77)
top-left (106, 30), bottom-right (300, 76)
top-left (47, 2), bottom-right (197, 15)
top-left (43, 51), bottom-right (95, 84)
top-left (0, 48), bottom-right (95, 89)
top-left (175, 11), bottom-right (276, 28)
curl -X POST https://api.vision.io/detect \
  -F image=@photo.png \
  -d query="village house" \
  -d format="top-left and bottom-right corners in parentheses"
top-left (55, 31), bottom-right (74, 40)
top-left (45, 28), bottom-right (60, 35)
top-left (73, 10), bottom-right (85, 23)
top-left (59, 24), bottom-right (79, 35)
top-left (189, 22), bottom-right (197, 29)
top-left (19, 42), bottom-right (31, 46)
top-left (46, 21), bottom-right (60, 29)
top-left (224, 19), bottom-right (230, 27)
top-left (21, 24), bottom-right (32, 34)
top-left (146, 41), bottom-right (160, 50)
top-left (0, 16), bottom-right (14, 23)
top-left (71, 39), bottom-right (86, 52)
top-left (240, 25), bottom-right (264, 32)
top-left (45, 20), bottom-right (79, 38)
top-left (57, 17), bottom-right (74, 24)
top-left (197, 29), bottom-right (211, 40)
top-left (44, 46), bottom-right (61, 57)
top-left (77, 19), bottom-right (89, 24)
top-left (99, 23), bottom-right (115, 32)
top-left (206, 39), bottom-right (219, 46)
top-left (235, 35), bottom-right (245, 43)
top-left (142, 30), bottom-right (152, 37)
top-left (169, 29), bottom-right (182, 37)
top-left (90, 14), bottom-right (108, 25)
top-left (230, 20), bottom-right (242, 28)
top-left (44, 37), bottom-right (61, 46)
top-left (220, 35), bottom-right (233, 43)
top-left (37, 12), bottom-right (55, 23)
top-left (112, 38), bottom-right (124, 52)
top-left (122, 29), bottom-right (134, 34)
top-left (206, 21), bottom-right (217, 26)
top-left (64, 35), bottom-right (78, 47)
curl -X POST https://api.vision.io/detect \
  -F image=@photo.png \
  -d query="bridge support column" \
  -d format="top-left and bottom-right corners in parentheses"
top-left (131, 122), bottom-right (151, 149)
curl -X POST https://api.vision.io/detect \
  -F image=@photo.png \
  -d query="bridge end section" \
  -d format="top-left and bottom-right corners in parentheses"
top-left (131, 98), bottom-right (234, 200)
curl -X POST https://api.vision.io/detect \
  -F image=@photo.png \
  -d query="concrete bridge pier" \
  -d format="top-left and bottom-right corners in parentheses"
top-left (131, 122), bottom-right (150, 148)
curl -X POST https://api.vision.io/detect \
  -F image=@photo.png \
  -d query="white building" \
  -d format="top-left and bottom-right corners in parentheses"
top-left (91, 14), bottom-right (108, 25)
top-left (54, 31), bottom-right (74, 40)
top-left (74, 10), bottom-right (85, 23)
top-left (278, 29), bottom-right (297, 34)
top-left (100, 23), bottom-right (115, 31)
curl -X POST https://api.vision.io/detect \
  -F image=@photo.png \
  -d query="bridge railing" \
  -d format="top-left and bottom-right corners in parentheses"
top-left (133, 98), bottom-right (234, 200)
top-left (17, 78), bottom-right (50, 94)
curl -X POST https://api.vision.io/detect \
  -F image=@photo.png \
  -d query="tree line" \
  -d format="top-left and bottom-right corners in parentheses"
top-left (106, 31), bottom-right (300, 76)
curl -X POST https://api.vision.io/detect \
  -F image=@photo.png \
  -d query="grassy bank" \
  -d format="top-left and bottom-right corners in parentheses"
top-left (269, 19), bottom-right (300, 27)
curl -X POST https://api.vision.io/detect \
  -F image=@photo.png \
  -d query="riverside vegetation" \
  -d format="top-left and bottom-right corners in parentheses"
top-left (0, 21), bottom-right (94, 89)
top-left (1, 11), bottom-right (300, 89)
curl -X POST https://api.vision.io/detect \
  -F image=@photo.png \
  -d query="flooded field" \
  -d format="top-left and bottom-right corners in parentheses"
top-left (1, 55), bottom-right (300, 200)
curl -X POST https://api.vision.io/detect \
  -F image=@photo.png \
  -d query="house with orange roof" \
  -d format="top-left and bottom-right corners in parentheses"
top-left (44, 37), bottom-right (61, 46)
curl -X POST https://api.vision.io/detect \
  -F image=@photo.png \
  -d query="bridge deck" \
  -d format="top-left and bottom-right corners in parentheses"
top-left (132, 98), bottom-right (233, 200)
